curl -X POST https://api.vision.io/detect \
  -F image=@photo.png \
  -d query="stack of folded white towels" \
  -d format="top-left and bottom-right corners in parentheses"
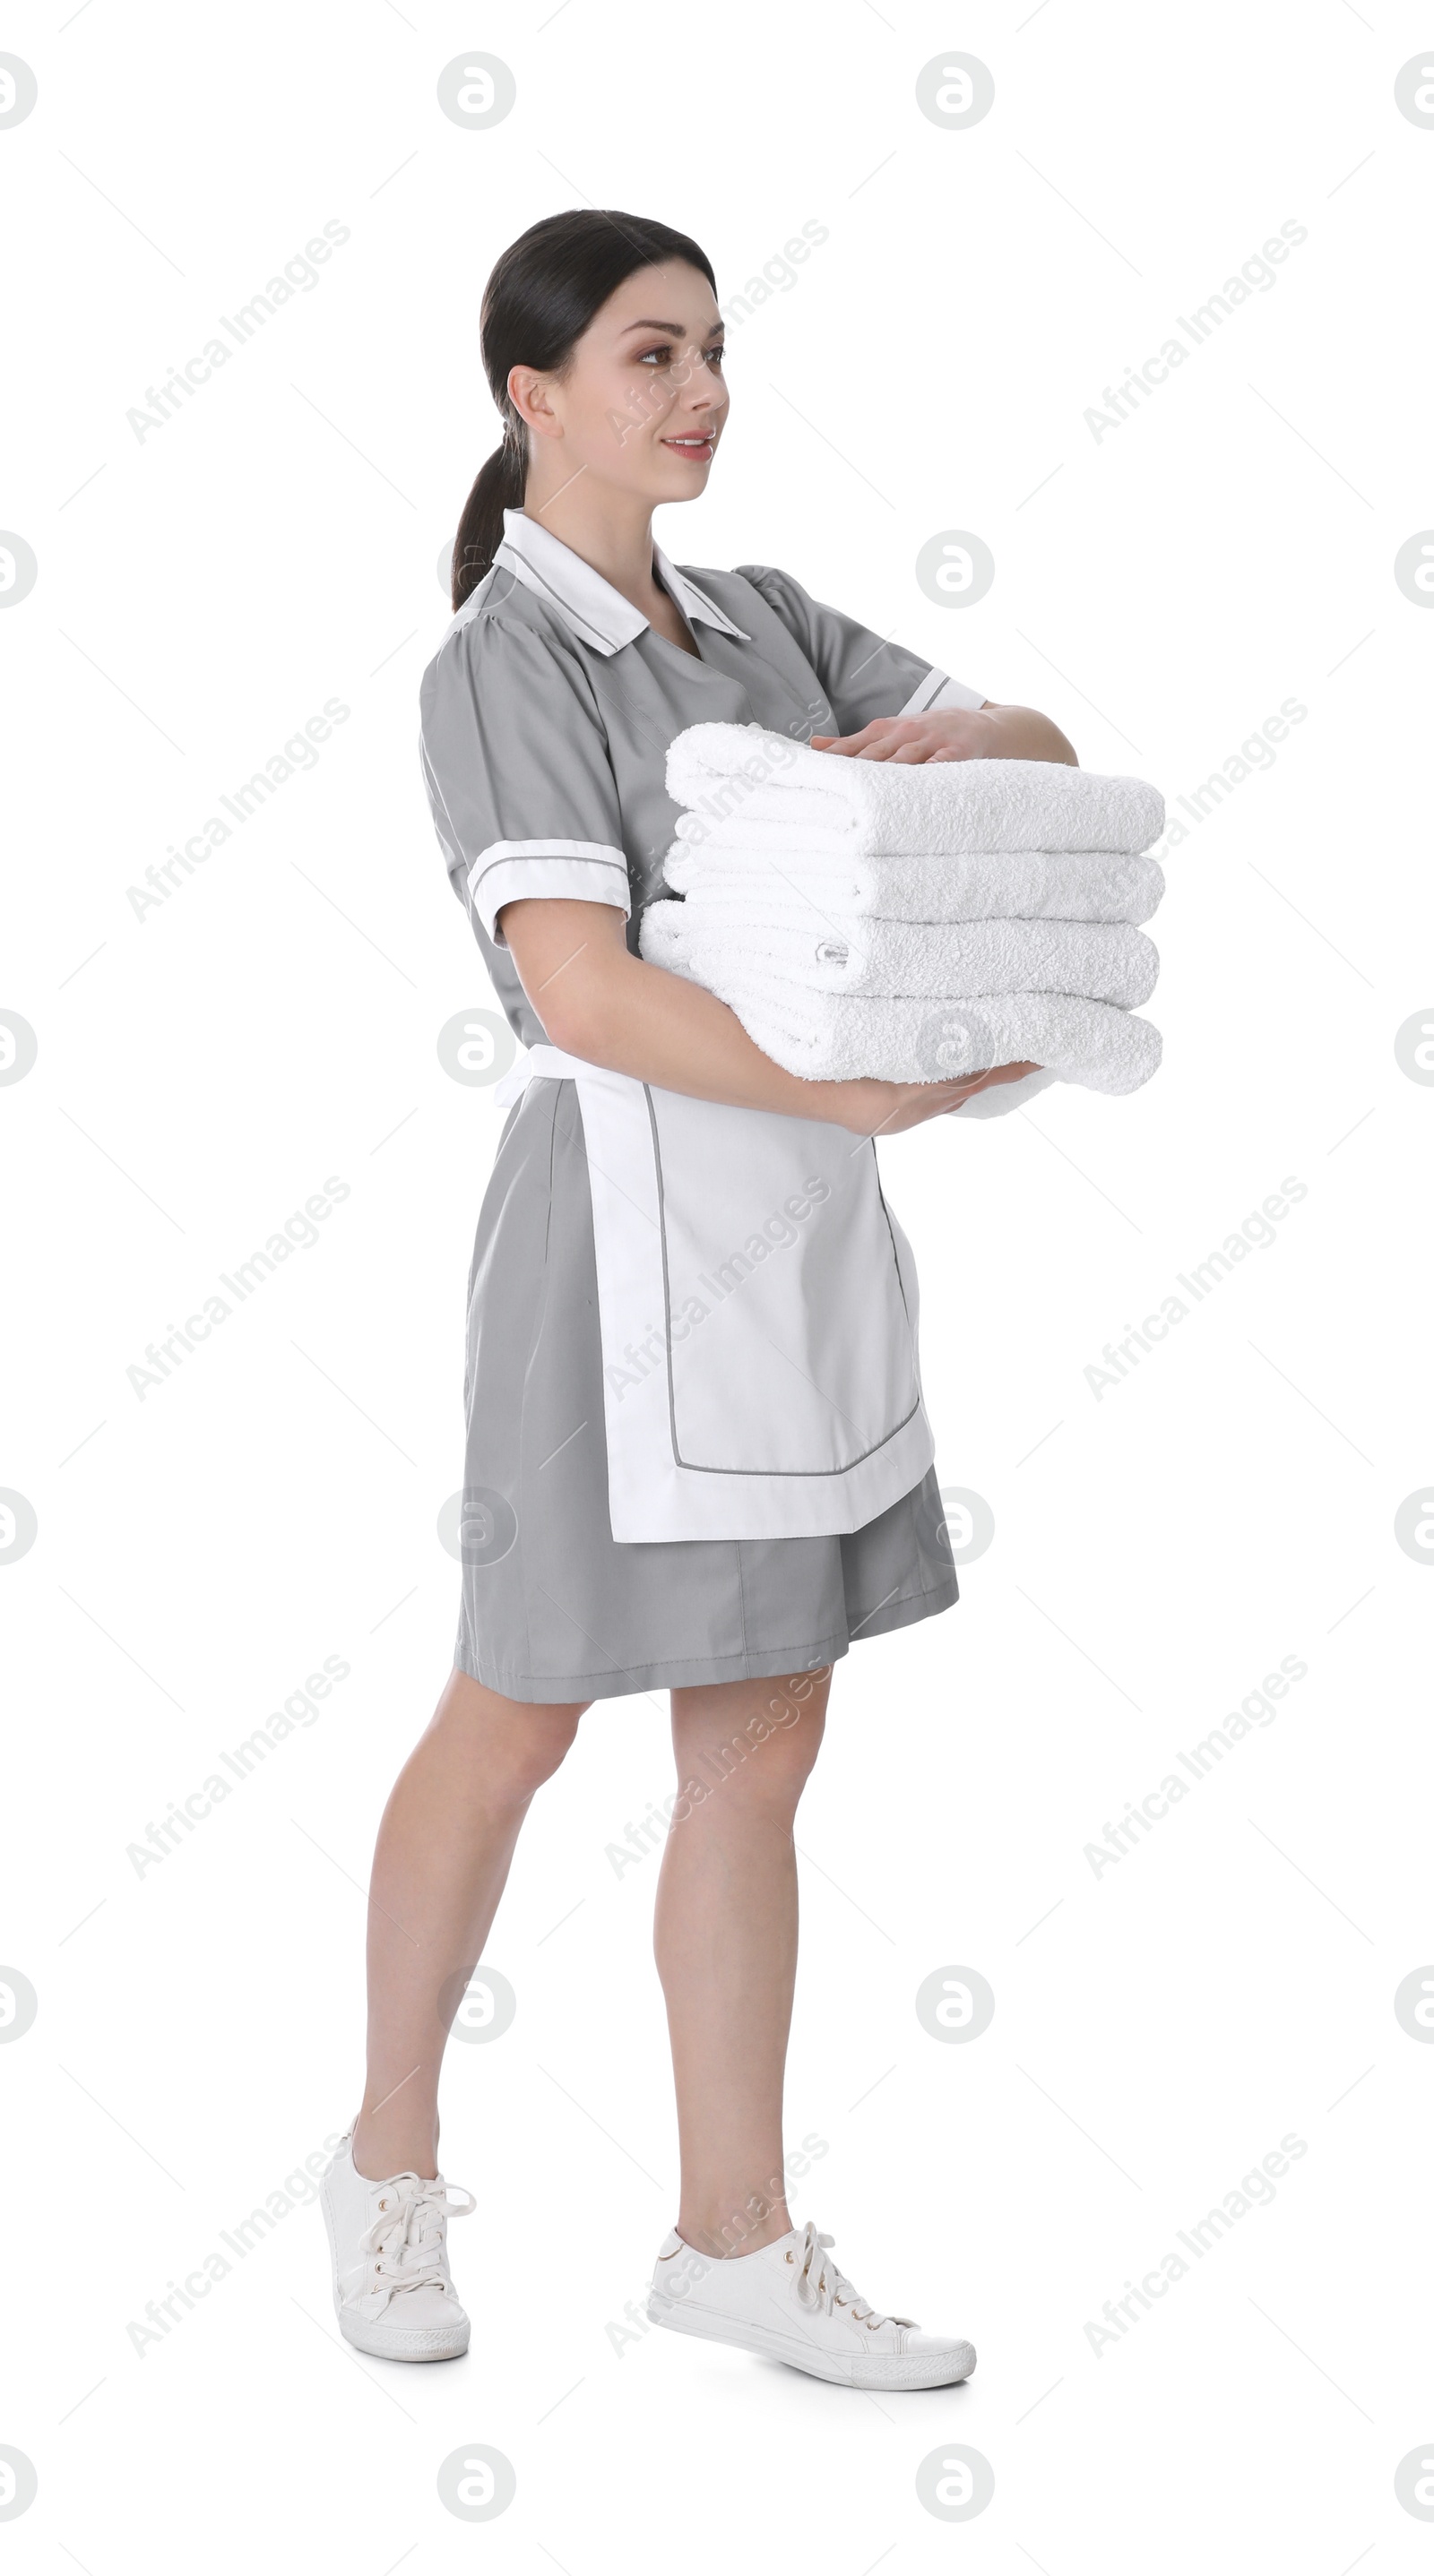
top-left (640, 722), bottom-right (1166, 1118)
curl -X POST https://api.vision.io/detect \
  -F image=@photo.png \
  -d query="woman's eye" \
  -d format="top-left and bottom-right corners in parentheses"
top-left (637, 345), bottom-right (726, 369)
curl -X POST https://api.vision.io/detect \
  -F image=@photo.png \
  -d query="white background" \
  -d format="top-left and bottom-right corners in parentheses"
top-left (4, 1), bottom-right (1433, 2565)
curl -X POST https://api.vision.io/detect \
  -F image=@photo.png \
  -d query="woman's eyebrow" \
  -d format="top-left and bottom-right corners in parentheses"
top-left (621, 318), bottom-right (723, 339)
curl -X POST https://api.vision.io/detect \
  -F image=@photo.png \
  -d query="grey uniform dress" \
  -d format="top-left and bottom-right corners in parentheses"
top-left (419, 506), bottom-right (985, 1703)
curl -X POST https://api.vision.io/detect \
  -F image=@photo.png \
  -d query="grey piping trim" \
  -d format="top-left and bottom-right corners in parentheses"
top-left (897, 666), bottom-right (955, 717)
top-left (491, 540), bottom-right (618, 653)
top-left (653, 548), bottom-right (752, 642)
top-left (491, 515), bottom-right (752, 652)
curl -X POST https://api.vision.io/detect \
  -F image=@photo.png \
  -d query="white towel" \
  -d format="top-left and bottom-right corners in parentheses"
top-left (640, 907), bottom-right (1161, 1095)
top-left (661, 842), bottom-right (1166, 926)
top-left (666, 722), bottom-right (1165, 857)
top-left (642, 900), bottom-right (1158, 1006)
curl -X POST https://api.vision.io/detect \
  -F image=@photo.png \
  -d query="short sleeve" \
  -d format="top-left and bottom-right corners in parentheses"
top-left (735, 563), bottom-right (986, 735)
top-left (419, 612), bottom-right (629, 946)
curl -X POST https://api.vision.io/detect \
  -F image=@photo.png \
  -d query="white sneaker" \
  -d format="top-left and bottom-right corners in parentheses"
top-left (320, 2129), bottom-right (475, 2362)
top-left (647, 2217), bottom-right (976, 2391)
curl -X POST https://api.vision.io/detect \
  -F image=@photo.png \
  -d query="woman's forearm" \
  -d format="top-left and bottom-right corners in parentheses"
top-left (574, 954), bottom-right (856, 1117)
top-left (532, 940), bottom-right (1033, 1136)
top-left (501, 899), bottom-right (861, 1123)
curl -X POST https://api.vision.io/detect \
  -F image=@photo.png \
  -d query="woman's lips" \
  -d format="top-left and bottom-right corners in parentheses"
top-left (661, 435), bottom-right (714, 462)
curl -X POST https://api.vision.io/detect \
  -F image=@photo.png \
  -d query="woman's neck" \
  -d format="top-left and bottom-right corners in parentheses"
top-left (516, 485), bottom-right (662, 618)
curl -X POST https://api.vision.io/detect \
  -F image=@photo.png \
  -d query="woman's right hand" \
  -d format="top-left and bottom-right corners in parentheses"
top-left (831, 1061), bottom-right (1041, 1135)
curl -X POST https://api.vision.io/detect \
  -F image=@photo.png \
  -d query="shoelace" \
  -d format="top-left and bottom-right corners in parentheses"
top-left (358, 2173), bottom-right (476, 2312)
top-left (787, 2219), bottom-right (911, 2332)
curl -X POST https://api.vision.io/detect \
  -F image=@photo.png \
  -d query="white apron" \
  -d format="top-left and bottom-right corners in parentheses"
top-left (494, 1047), bottom-right (936, 1543)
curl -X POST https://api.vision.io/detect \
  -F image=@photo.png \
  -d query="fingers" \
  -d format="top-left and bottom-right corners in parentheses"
top-left (929, 1063), bottom-right (1042, 1117)
top-left (810, 720), bottom-right (916, 761)
top-left (910, 1080), bottom-right (989, 1124)
top-left (808, 715), bottom-right (988, 767)
top-left (858, 1079), bottom-right (968, 1137)
top-left (850, 1064), bottom-right (1041, 1137)
top-left (854, 727), bottom-right (955, 764)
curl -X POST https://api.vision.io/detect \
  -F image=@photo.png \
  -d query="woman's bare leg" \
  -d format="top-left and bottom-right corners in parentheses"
top-left (352, 1666), bottom-right (585, 2181)
top-left (654, 1667), bottom-right (831, 2259)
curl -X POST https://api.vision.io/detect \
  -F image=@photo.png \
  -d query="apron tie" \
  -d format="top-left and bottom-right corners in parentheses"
top-left (494, 1043), bottom-right (594, 1107)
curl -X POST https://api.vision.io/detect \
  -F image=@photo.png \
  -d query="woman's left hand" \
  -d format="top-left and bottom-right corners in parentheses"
top-left (809, 709), bottom-right (996, 764)
top-left (809, 702), bottom-right (1077, 764)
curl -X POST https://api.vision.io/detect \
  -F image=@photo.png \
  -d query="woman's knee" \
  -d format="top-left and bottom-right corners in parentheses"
top-left (672, 1672), bottom-right (829, 1809)
top-left (752, 1695), bottom-right (826, 1798)
top-left (435, 1667), bottom-right (586, 1797)
top-left (504, 1709), bottom-right (584, 1797)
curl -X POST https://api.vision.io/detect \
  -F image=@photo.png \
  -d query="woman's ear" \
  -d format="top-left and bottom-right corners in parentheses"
top-left (508, 365), bottom-right (561, 444)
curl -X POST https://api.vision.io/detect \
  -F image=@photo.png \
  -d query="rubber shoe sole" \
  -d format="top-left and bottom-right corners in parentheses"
top-left (646, 2283), bottom-right (974, 2390)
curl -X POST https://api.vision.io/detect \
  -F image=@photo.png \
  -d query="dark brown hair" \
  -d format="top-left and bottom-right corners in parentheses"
top-left (451, 209), bottom-right (717, 611)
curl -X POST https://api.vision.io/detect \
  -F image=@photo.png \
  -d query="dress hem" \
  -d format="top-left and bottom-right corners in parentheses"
top-left (453, 1572), bottom-right (960, 1705)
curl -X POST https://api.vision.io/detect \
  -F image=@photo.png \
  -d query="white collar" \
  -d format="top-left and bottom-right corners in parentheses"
top-left (491, 507), bottom-right (750, 655)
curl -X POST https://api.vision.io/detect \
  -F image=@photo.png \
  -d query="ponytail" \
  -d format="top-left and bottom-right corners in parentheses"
top-left (452, 430), bottom-right (525, 610)
top-left (449, 208), bottom-right (717, 615)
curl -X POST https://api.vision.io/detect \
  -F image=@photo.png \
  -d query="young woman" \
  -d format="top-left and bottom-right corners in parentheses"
top-left (321, 209), bottom-right (1076, 2389)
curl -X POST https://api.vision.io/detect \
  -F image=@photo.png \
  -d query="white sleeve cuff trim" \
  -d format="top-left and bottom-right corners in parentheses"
top-left (897, 668), bottom-right (987, 717)
top-left (467, 840), bottom-right (630, 944)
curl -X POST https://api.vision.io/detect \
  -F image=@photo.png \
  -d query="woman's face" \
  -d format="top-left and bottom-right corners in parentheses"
top-left (514, 259), bottom-right (729, 501)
